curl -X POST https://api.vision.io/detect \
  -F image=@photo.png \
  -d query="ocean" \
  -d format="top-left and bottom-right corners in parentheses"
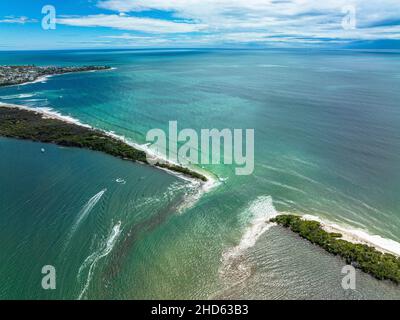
top-left (0, 49), bottom-right (400, 299)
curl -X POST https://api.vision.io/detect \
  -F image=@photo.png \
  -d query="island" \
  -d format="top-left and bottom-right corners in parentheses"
top-left (0, 105), bottom-right (207, 182)
top-left (0, 65), bottom-right (111, 87)
top-left (270, 215), bottom-right (400, 284)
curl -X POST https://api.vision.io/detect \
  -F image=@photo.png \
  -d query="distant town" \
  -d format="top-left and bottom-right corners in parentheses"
top-left (0, 65), bottom-right (111, 87)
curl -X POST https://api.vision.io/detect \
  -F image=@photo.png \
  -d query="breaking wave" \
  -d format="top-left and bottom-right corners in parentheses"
top-left (219, 196), bottom-right (278, 284)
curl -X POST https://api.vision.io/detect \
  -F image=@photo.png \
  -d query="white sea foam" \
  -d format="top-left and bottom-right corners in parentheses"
top-left (224, 196), bottom-right (278, 260)
top-left (135, 180), bottom-right (205, 214)
top-left (93, 120), bottom-right (220, 193)
top-left (24, 99), bottom-right (48, 102)
top-left (0, 93), bottom-right (36, 99)
top-left (0, 103), bottom-right (91, 128)
top-left (0, 75), bottom-right (51, 88)
top-left (302, 214), bottom-right (400, 256)
top-left (175, 181), bottom-right (204, 214)
top-left (115, 178), bottom-right (126, 184)
top-left (220, 196), bottom-right (278, 283)
top-left (17, 75), bottom-right (52, 86)
top-left (78, 221), bottom-right (122, 300)
top-left (113, 136), bottom-right (221, 210)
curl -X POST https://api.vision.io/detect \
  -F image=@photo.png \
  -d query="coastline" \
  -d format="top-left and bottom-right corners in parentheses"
top-left (0, 65), bottom-right (114, 88)
top-left (0, 67), bottom-right (117, 89)
top-left (273, 210), bottom-right (400, 257)
top-left (1, 103), bottom-right (399, 261)
top-left (0, 64), bottom-right (219, 191)
top-left (271, 214), bottom-right (400, 284)
top-left (301, 214), bottom-right (400, 257)
top-left (3, 64), bottom-right (399, 284)
top-left (1, 102), bottom-right (399, 258)
top-left (0, 103), bottom-right (219, 193)
top-left (221, 195), bottom-right (400, 283)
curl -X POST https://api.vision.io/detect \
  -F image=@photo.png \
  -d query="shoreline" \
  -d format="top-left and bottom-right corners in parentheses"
top-left (0, 65), bottom-right (113, 88)
top-left (1, 102), bottom-right (398, 256)
top-left (275, 211), bottom-right (400, 257)
top-left (301, 214), bottom-right (400, 257)
top-left (271, 214), bottom-right (400, 284)
top-left (0, 67), bottom-right (117, 89)
top-left (0, 65), bottom-right (218, 192)
top-left (0, 103), bottom-right (219, 193)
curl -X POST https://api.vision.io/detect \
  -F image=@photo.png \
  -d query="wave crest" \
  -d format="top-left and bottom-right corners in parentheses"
top-left (219, 196), bottom-right (278, 284)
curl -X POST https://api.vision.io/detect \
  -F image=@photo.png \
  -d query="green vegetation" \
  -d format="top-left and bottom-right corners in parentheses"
top-left (0, 106), bottom-right (207, 182)
top-left (158, 163), bottom-right (207, 182)
top-left (271, 214), bottom-right (400, 284)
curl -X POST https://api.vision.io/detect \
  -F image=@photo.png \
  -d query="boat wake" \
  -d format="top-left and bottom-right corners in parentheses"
top-left (63, 189), bottom-right (107, 251)
top-left (77, 221), bottom-right (122, 300)
top-left (115, 178), bottom-right (126, 184)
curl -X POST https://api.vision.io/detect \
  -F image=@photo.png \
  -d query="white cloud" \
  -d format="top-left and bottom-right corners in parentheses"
top-left (58, 14), bottom-right (207, 33)
top-left (46, 1), bottom-right (400, 47)
top-left (95, 0), bottom-right (400, 43)
top-left (0, 16), bottom-right (37, 24)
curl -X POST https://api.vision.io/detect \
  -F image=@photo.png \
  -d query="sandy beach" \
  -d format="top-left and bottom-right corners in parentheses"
top-left (302, 214), bottom-right (400, 257)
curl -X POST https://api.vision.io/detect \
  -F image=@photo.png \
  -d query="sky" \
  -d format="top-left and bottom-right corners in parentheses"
top-left (0, 0), bottom-right (399, 50)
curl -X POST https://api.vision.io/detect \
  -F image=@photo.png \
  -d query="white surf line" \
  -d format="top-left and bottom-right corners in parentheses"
top-left (222, 196), bottom-right (278, 261)
top-left (0, 102), bottom-right (221, 195)
top-left (104, 129), bottom-right (220, 192)
top-left (0, 93), bottom-right (36, 99)
top-left (219, 196), bottom-right (278, 284)
top-left (78, 221), bottom-right (122, 300)
top-left (0, 102), bottom-right (92, 128)
top-left (0, 75), bottom-right (52, 88)
top-left (301, 214), bottom-right (400, 257)
top-left (220, 196), bottom-right (400, 286)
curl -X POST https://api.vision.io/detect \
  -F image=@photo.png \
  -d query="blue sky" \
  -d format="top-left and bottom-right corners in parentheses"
top-left (0, 0), bottom-right (399, 50)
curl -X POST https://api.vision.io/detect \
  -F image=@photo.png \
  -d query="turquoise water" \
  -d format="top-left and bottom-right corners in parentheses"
top-left (1, 49), bottom-right (400, 299)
